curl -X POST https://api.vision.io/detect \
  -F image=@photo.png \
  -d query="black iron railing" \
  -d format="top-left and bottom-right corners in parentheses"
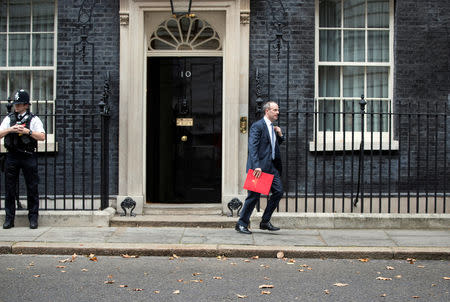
top-left (257, 97), bottom-right (449, 214)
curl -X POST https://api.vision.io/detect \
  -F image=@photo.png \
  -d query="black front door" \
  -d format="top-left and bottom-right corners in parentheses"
top-left (147, 57), bottom-right (222, 203)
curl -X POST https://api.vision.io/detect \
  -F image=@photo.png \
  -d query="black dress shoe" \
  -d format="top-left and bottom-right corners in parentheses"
top-left (235, 223), bottom-right (252, 234)
top-left (3, 220), bottom-right (14, 229)
top-left (260, 221), bottom-right (280, 231)
top-left (29, 221), bottom-right (38, 229)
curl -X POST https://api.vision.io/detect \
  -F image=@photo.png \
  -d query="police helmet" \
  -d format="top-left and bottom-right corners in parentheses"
top-left (12, 89), bottom-right (30, 105)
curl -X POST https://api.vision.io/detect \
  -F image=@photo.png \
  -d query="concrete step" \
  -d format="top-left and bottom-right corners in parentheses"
top-left (143, 203), bottom-right (223, 215)
top-left (110, 214), bottom-right (237, 228)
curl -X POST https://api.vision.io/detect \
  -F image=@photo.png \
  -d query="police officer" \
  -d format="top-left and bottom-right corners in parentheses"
top-left (0, 89), bottom-right (45, 229)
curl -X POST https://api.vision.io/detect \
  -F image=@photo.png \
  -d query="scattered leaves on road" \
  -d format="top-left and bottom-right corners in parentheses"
top-left (133, 288), bottom-right (143, 291)
top-left (406, 258), bottom-right (416, 264)
top-left (376, 277), bottom-right (392, 281)
top-left (251, 256), bottom-right (259, 259)
top-left (236, 294), bottom-right (247, 298)
top-left (119, 285), bottom-right (128, 288)
top-left (56, 265), bottom-right (66, 269)
top-left (333, 283), bottom-right (349, 287)
top-left (261, 291), bottom-right (271, 295)
top-left (192, 272), bottom-right (202, 276)
top-left (7, 268), bottom-right (15, 271)
top-left (81, 269), bottom-right (88, 272)
top-left (173, 290), bottom-right (180, 294)
top-left (276, 251), bottom-right (284, 259)
top-left (258, 284), bottom-right (274, 289)
top-left (358, 258), bottom-right (369, 262)
top-left (33, 275), bottom-right (40, 278)
top-left (88, 254), bottom-right (98, 262)
top-left (386, 266), bottom-right (395, 270)
top-left (121, 254), bottom-right (139, 259)
top-left (443, 277), bottom-right (450, 280)
top-left (213, 276), bottom-right (223, 280)
top-left (104, 280), bottom-right (115, 284)
top-left (324, 290), bottom-right (330, 294)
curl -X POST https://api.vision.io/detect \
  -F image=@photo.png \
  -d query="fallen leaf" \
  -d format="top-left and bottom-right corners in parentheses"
top-left (276, 251), bottom-right (284, 259)
top-left (119, 285), bottom-right (128, 288)
top-left (104, 280), bottom-right (115, 284)
top-left (56, 265), bottom-right (66, 269)
top-left (107, 275), bottom-right (113, 279)
top-left (386, 266), bottom-right (395, 270)
top-left (443, 277), bottom-right (450, 280)
top-left (299, 264), bottom-right (309, 267)
top-left (324, 290), bottom-right (330, 294)
top-left (154, 290), bottom-right (160, 294)
top-left (121, 254), bottom-right (139, 258)
top-left (192, 272), bottom-right (202, 276)
top-left (59, 258), bottom-right (72, 263)
top-left (431, 284), bottom-right (436, 287)
top-left (237, 294), bottom-right (247, 298)
top-left (380, 293), bottom-right (387, 297)
top-left (333, 283), bottom-right (349, 287)
top-left (213, 276), bottom-right (223, 280)
top-left (358, 258), bottom-right (369, 262)
top-left (259, 284), bottom-right (274, 289)
top-left (173, 290), bottom-right (180, 294)
top-left (417, 265), bottom-right (425, 268)
top-left (264, 277), bottom-right (270, 280)
top-left (243, 259), bottom-right (251, 263)
top-left (307, 267), bottom-right (313, 270)
top-left (298, 269), bottom-right (304, 272)
top-left (412, 296), bottom-right (420, 299)
top-left (7, 268), bottom-right (15, 271)
top-left (33, 275), bottom-right (40, 278)
top-left (217, 256), bottom-right (228, 261)
top-left (190, 279), bottom-right (203, 283)
top-left (177, 279), bottom-right (183, 282)
top-left (29, 262), bottom-right (35, 266)
top-left (71, 254), bottom-right (77, 261)
top-left (89, 253), bottom-right (95, 258)
top-left (395, 275), bottom-right (402, 279)
top-left (261, 291), bottom-right (271, 295)
top-left (406, 258), bottom-right (416, 264)
top-left (260, 264), bottom-right (270, 268)
top-left (81, 269), bottom-right (88, 272)
top-left (251, 256), bottom-right (259, 259)
top-left (376, 277), bottom-right (392, 281)
top-left (60, 270), bottom-right (66, 273)
top-left (172, 254), bottom-right (179, 259)
top-left (89, 256), bottom-right (98, 262)
top-left (133, 288), bottom-right (143, 291)
top-left (230, 262), bottom-right (237, 265)
top-left (289, 259), bottom-right (296, 263)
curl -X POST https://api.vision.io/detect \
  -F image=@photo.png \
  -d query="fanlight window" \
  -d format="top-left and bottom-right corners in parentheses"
top-left (149, 16), bottom-right (222, 51)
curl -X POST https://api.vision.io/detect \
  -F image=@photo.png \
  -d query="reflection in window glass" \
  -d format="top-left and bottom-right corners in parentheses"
top-left (0, 71), bottom-right (6, 100)
top-left (320, 30), bottom-right (340, 61)
top-left (319, 99), bottom-right (340, 131)
top-left (33, 70), bottom-right (53, 100)
top-left (0, 0), bottom-right (6, 32)
top-left (35, 102), bottom-right (53, 133)
top-left (344, 100), bottom-right (361, 131)
top-left (9, 0), bottom-right (31, 32)
top-left (344, 30), bottom-right (365, 62)
top-left (33, 0), bottom-right (55, 32)
top-left (344, 0), bottom-right (365, 28)
top-left (9, 34), bottom-right (30, 66)
top-left (367, 67), bottom-right (388, 98)
top-left (368, 30), bottom-right (389, 62)
top-left (32, 33), bottom-right (54, 66)
top-left (319, 0), bottom-right (341, 27)
top-left (0, 34), bottom-right (5, 66)
top-left (9, 71), bottom-right (31, 97)
top-left (343, 67), bottom-right (364, 97)
top-left (367, 100), bottom-right (389, 132)
top-left (368, 0), bottom-right (389, 28)
top-left (319, 66), bottom-right (340, 97)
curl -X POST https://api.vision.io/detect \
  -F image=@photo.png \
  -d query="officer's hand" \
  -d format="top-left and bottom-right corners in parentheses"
top-left (10, 125), bottom-right (23, 133)
top-left (253, 168), bottom-right (262, 179)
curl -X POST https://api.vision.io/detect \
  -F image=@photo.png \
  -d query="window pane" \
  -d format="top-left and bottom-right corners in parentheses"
top-left (0, 0), bottom-right (6, 32)
top-left (368, 30), bottom-right (389, 62)
top-left (0, 71), bottom-right (6, 100)
top-left (344, 30), bottom-right (365, 62)
top-left (33, 0), bottom-right (55, 32)
top-left (319, 66), bottom-right (340, 97)
top-left (367, 100), bottom-right (389, 132)
top-left (9, 71), bottom-right (30, 97)
top-left (33, 70), bottom-right (53, 100)
top-left (343, 100), bottom-right (361, 131)
top-left (32, 33), bottom-right (53, 66)
top-left (344, 0), bottom-right (365, 28)
top-left (0, 34), bottom-right (5, 66)
top-left (368, 0), bottom-right (389, 28)
top-left (343, 67), bottom-right (364, 97)
top-left (9, 0), bottom-right (31, 32)
top-left (367, 67), bottom-right (388, 98)
top-left (319, 99), bottom-right (340, 131)
top-left (9, 34), bottom-right (30, 66)
top-left (33, 102), bottom-right (53, 134)
top-left (320, 30), bottom-right (341, 61)
top-left (319, 0), bottom-right (341, 27)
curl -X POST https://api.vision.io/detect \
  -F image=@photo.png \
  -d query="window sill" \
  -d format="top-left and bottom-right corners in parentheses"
top-left (309, 139), bottom-right (399, 152)
top-left (0, 135), bottom-right (58, 153)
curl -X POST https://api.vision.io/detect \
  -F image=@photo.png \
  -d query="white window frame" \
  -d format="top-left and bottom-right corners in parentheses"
top-left (313, 0), bottom-right (397, 151)
top-left (0, 0), bottom-right (57, 152)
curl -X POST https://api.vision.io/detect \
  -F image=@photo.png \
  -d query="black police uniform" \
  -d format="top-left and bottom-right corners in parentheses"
top-left (2, 90), bottom-right (41, 229)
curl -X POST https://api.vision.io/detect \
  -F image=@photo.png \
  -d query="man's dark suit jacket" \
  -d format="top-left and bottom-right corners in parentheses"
top-left (246, 118), bottom-right (284, 175)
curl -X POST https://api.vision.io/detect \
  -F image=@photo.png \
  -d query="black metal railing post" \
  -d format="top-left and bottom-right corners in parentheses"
top-left (99, 72), bottom-right (111, 210)
top-left (353, 95), bottom-right (367, 210)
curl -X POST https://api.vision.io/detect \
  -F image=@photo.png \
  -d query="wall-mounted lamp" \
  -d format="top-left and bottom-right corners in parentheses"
top-left (170, 0), bottom-right (192, 17)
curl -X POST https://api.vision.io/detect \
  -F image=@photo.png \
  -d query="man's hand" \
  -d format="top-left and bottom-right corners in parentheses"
top-left (253, 168), bottom-right (262, 178)
top-left (274, 126), bottom-right (283, 137)
top-left (10, 124), bottom-right (25, 134)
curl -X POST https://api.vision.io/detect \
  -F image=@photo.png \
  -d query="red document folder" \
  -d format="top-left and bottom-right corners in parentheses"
top-left (243, 169), bottom-right (274, 195)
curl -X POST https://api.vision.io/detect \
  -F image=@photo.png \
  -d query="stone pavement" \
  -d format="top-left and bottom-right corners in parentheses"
top-left (0, 226), bottom-right (449, 259)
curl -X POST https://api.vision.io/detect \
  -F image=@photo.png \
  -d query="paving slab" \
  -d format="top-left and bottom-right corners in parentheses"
top-left (389, 235), bottom-right (450, 247)
top-left (35, 227), bottom-right (116, 243)
top-left (107, 227), bottom-right (184, 244)
top-left (0, 227), bottom-right (50, 242)
top-left (319, 229), bottom-right (395, 247)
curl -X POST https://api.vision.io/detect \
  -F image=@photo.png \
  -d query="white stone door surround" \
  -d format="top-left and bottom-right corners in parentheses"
top-left (118, 0), bottom-right (250, 214)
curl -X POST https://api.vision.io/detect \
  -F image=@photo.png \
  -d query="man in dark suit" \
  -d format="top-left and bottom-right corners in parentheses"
top-left (236, 101), bottom-right (284, 234)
